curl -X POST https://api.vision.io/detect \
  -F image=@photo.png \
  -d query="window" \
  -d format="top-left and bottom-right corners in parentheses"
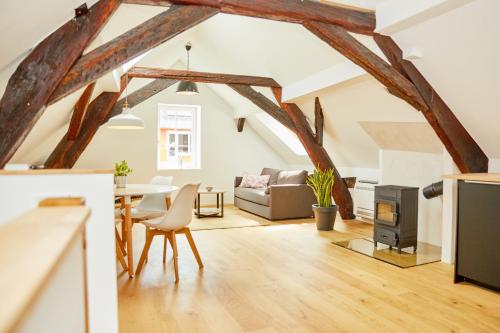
top-left (255, 112), bottom-right (307, 156)
top-left (158, 104), bottom-right (201, 170)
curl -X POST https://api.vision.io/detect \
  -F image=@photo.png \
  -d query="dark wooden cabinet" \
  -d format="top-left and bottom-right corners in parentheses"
top-left (456, 180), bottom-right (500, 292)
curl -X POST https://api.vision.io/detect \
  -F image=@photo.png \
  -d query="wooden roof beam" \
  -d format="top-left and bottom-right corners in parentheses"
top-left (374, 34), bottom-right (488, 173)
top-left (304, 21), bottom-right (428, 112)
top-left (282, 102), bottom-right (354, 219)
top-left (128, 67), bottom-right (281, 87)
top-left (228, 84), bottom-right (294, 131)
top-left (48, 5), bottom-right (218, 104)
top-left (67, 83), bottom-right (96, 140)
top-left (126, 0), bottom-right (376, 35)
top-left (45, 76), bottom-right (130, 169)
top-left (46, 78), bottom-right (176, 169)
top-left (0, 0), bottom-right (120, 168)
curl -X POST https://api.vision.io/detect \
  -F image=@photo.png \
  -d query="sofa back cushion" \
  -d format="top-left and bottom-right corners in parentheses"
top-left (261, 168), bottom-right (283, 185)
top-left (277, 170), bottom-right (308, 185)
top-left (239, 174), bottom-right (270, 188)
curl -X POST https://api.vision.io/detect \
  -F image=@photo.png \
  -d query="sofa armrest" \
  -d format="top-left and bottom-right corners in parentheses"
top-left (268, 184), bottom-right (317, 219)
top-left (234, 176), bottom-right (243, 188)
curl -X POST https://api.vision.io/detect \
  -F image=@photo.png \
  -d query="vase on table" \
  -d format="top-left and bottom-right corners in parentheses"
top-left (115, 176), bottom-right (127, 188)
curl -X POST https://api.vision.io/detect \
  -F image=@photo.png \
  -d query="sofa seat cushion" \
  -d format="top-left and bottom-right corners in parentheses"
top-left (234, 187), bottom-right (270, 206)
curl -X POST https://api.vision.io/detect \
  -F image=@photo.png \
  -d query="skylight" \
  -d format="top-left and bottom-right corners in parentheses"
top-left (255, 112), bottom-right (307, 156)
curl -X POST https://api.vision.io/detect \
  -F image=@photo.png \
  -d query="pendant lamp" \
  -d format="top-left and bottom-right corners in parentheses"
top-left (177, 42), bottom-right (199, 95)
top-left (107, 74), bottom-right (145, 130)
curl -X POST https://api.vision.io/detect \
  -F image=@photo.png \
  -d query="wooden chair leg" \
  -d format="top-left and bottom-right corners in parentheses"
top-left (184, 228), bottom-right (203, 269)
top-left (120, 198), bottom-right (126, 246)
top-left (163, 235), bottom-right (168, 263)
top-left (145, 226), bottom-right (149, 263)
top-left (115, 227), bottom-right (126, 256)
top-left (168, 231), bottom-right (179, 283)
top-left (116, 241), bottom-right (128, 271)
top-left (136, 230), bottom-right (154, 275)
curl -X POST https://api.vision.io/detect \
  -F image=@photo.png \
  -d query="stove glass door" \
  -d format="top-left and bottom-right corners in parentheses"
top-left (375, 200), bottom-right (398, 225)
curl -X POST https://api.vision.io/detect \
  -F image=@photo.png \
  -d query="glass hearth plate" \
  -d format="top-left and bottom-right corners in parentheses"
top-left (333, 238), bottom-right (441, 268)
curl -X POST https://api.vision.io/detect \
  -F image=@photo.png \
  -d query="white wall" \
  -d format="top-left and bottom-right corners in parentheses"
top-left (379, 150), bottom-right (443, 246)
top-left (75, 84), bottom-right (288, 202)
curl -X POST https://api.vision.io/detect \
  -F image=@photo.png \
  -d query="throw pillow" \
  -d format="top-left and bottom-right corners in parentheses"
top-left (277, 170), bottom-right (308, 185)
top-left (239, 174), bottom-right (270, 189)
top-left (261, 168), bottom-right (283, 185)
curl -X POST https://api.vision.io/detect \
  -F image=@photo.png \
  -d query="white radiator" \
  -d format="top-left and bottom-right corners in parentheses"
top-left (353, 180), bottom-right (377, 223)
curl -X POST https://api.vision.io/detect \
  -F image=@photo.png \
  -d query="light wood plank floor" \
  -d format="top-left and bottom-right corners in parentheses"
top-left (117, 207), bottom-right (500, 333)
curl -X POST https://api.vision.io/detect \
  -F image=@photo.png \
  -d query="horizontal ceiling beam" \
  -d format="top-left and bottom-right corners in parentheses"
top-left (127, 0), bottom-right (376, 35)
top-left (128, 67), bottom-right (281, 87)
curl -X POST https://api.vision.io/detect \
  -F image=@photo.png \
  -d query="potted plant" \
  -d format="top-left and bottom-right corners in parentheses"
top-left (114, 160), bottom-right (133, 188)
top-left (307, 167), bottom-right (337, 231)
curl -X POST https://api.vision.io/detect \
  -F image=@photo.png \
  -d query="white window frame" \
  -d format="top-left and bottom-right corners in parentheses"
top-left (157, 104), bottom-right (201, 170)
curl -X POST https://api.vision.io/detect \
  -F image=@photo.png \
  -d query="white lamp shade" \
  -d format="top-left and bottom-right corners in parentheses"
top-left (106, 108), bottom-right (144, 130)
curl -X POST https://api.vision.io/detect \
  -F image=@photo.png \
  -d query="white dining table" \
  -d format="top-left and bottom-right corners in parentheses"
top-left (114, 184), bottom-right (178, 277)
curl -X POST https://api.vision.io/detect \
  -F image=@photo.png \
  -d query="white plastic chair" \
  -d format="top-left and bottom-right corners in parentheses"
top-left (135, 183), bottom-right (203, 283)
top-left (115, 176), bottom-right (173, 266)
top-left (127, 176), bottom-right (174, 219)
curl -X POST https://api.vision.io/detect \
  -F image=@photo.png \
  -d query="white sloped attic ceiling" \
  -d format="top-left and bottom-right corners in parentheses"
top-left (1, 0), bottom-right (499, 170)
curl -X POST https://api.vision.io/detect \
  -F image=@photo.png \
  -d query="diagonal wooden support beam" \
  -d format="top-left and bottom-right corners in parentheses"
top-left (229, 83), bottom-right (354, 219)
top-left (228, 84), bottom-right (295, 131)
top-left (314, 97), bottom-right (324, 146)
top-left (304, 21), bottom-right (428, 112)
top-left (128, 0), bottom-right (376, 35)
top-left (49, 5), bottom-right (218, 104)
top-left (0, 0), bottom-right (120, 168)
top-left (282, 102), bottom-right (354, 219)
top-left (104, 78), bottom-right (177, 122)
top-left (128, 67), bottom-right (281, 87)
top-left (374, 34), bottom-right (488, 173)
top-left (67, 83), bottom-right (96, 140)
top-left (45, 76), bottom-right (130, 169)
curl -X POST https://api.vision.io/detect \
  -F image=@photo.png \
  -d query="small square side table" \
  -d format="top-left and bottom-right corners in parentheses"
top-left (194, 189), bottom-right (225, 218)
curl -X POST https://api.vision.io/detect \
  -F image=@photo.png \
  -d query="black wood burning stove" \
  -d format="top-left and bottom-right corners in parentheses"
top-left (374, 185), bottom-right (419, 253)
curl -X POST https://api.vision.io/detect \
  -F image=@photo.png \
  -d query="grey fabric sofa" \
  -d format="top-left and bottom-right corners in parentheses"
top-left (234, 168), bottom-right (316, 220)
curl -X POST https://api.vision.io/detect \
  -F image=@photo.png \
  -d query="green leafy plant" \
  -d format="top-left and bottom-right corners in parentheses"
top-left (114, 160), bottom-right (133, 177)
top-left (307, 167), bottom-right (335, 207)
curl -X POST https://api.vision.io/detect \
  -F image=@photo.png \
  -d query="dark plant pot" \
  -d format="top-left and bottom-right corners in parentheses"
top-left (312, 204), bottom-right (338, 231)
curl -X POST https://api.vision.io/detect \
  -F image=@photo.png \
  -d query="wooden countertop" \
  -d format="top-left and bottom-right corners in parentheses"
top-left (0, 169), bottom-right (112, 175)
top-left (0, 206), bottom-right (90, 332)
top-left (443, 173), bottom-right (500, 183)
